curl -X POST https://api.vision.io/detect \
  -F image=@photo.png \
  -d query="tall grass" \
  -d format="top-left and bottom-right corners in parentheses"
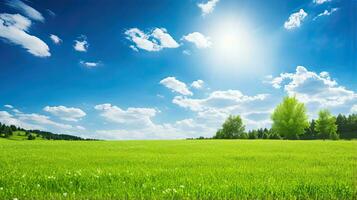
top-left (0, 139), bottom-right (356, 199)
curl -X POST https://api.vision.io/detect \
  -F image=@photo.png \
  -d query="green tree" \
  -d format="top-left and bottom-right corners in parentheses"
top-left (214, 115), bottom-right (245, 139)
top-left (302, 120), bottom-right (318, 139)
top-left (271, 96), bottom-right (309, 139)
top-left (315, 109), bottom-right (338, 140)
top-left (27, 134), bottom-right (36, 140)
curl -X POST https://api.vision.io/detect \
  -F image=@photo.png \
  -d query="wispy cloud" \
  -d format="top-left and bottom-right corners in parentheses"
top-left (6, 0), bottom-right (44, 22)
top-left (4, 104), bottom-right (13, 109)
top-left (313, 0), bottom-right (332, 5)
top-left (0, 13), bottom-right (50, 57)
top-left (313, 8), bottom-right (338, 20)
top-left (79, 60), bottom-right (101, 68)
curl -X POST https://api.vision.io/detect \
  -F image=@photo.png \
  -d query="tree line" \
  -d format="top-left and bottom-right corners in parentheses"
top-left (213, 96), bottom-right (357, 140)
top-left (0, 123), bottom-right (94, 140)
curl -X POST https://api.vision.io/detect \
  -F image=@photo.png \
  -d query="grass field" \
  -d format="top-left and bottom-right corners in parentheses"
top-left (0, 139), bottom-right (356, 199)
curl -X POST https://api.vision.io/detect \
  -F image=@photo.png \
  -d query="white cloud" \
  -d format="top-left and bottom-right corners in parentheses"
top-left (170, 89), bottom-right (271, 134)
top-left (351, 105), bottom-right (357, 113)
top-left (0, 111), bottom-right (30, 128)
top-left (46, 9), bottom-right (56, 17)
top-left (94, 103), bottom-right (158, 128)
top-left (268, 66), bottom-right (357, 108)
top-left (17, 113), bottom-right (73, 129)
top-left (313, 0), bottom-right (331, 5)
top-left (79, 60), bottom-right (101, 68)
top-left (125, 28), bottom-right (179, 52)
top-left (50, 34), bottom-right (62, 44)
top-left (182, 49), bottom-right (191, 55)
top-left (284, 9), bottom-right (308, 30)
top-left (43, 106), bottom-right (86, 122)
top-left (95, 116), bottom-right (214, 140)
top-left (6, 0), bottom-right (44, 22)
top-left (0, 107), bottom-right (85, 135)
top-left (197, 0), bottom-right (220, 16)
top-left (313, 8), bottom-right (338, 20)
top-left (173, 90), bottom-right (268, 112)
top-left (0, 13), bottom-right (50, 57)
top-left (12, 109), bottom-right (21, 113)
top-left (160, 77), bottom-right (193, 96)
top-left (74, 36), bottom-right (88, 52)
top-left (191, 80), bottom-right (204, 89)
top-left (94, 88), bottom-right (272, 139)
top-left (76, 125), bottom-right (86, 130)
top-left (4, 104), bottom-right (13, 109)
top-left (182, 32), bottom-right (212, 48)
top-left (151, 28), bottom-right (180, 48)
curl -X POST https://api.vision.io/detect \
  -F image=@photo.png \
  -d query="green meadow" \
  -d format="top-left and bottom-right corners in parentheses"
top-left (0, 139), bottom-right (356, 199)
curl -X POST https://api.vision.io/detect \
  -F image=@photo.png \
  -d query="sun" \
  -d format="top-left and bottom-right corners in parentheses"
top-left (211, 19), bottom-right (256, 64)
top-left (203, 15), bottom-right (267, 75)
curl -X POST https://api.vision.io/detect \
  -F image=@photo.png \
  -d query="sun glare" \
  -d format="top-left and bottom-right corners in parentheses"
top-left (206, 17), bottom-right (266, 74)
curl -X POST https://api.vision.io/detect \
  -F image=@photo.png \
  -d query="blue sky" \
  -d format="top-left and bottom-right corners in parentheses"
top-left (0, 0), bottom-right (356, 139)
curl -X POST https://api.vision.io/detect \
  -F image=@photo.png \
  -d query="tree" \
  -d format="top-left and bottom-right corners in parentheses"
top-left (271, 96), bottom-right (309, 139)
top-left (214, 115), bottom-right (245, 139)
top-left (315, 109), bottom-right (338, 140)
top-left (302, 120), bottom-right (318, 139)
top-left (27, 134), bottom-right (36, 140)
top-left (3, 126), bottom-right (12, 138)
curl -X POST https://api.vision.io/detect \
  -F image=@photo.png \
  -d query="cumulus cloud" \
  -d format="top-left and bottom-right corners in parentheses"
top-left (125, 28), bottom-right (179, 52)
top-left (313, 0), bottom-right (331, 5)
top-left (79, 60), bottom-right (101, 68)
top-left (43, 106), bottom-right (86, 122)
top-left (94, 88), bottom-right (273, 139)
top-left (268, 66), bottom-right (357, 108)
top-left (173, 90), bottom-right (268, 112)
top-left (313, 8), bottom-right (338, 20)
top-left (0, 13), bottom-right (50, 57)
top-left (95, 104), bottom-right (158, 128)
top-left (95, 121), bottom-right (214, 140)
top-left (6, 0), bottom-right (44, 22)
top-left (182, 32), bottom-right (212, 48)
top-left (170, 89), bottom-right (272, 133)
top-left (284, 9), bottom-right (308, 30)
top-left (50, 34), bottom-right (62, 44)
top-left (74, 36), bottom-right (88, 52)
top-left (160, 77), bottom-right (193, 96)
top-left (191, 80), bottom-right (204, 89)
top-left (151, 28), bottom-right (180, 48)
top-left (197, 0), bottom-right (220, 16)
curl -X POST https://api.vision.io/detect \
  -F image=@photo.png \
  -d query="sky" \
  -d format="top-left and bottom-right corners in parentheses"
top-left (0, 0), bottom-right (356, 139)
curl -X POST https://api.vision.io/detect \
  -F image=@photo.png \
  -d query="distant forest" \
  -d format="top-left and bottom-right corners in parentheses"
top-left (208, 97), bottom-right (357, 140)
top-left (0, 122), bottom-right (94, 140)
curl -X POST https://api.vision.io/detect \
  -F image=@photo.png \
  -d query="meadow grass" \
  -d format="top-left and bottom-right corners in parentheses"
top-left (0, 139), bottom-right (356, 199)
